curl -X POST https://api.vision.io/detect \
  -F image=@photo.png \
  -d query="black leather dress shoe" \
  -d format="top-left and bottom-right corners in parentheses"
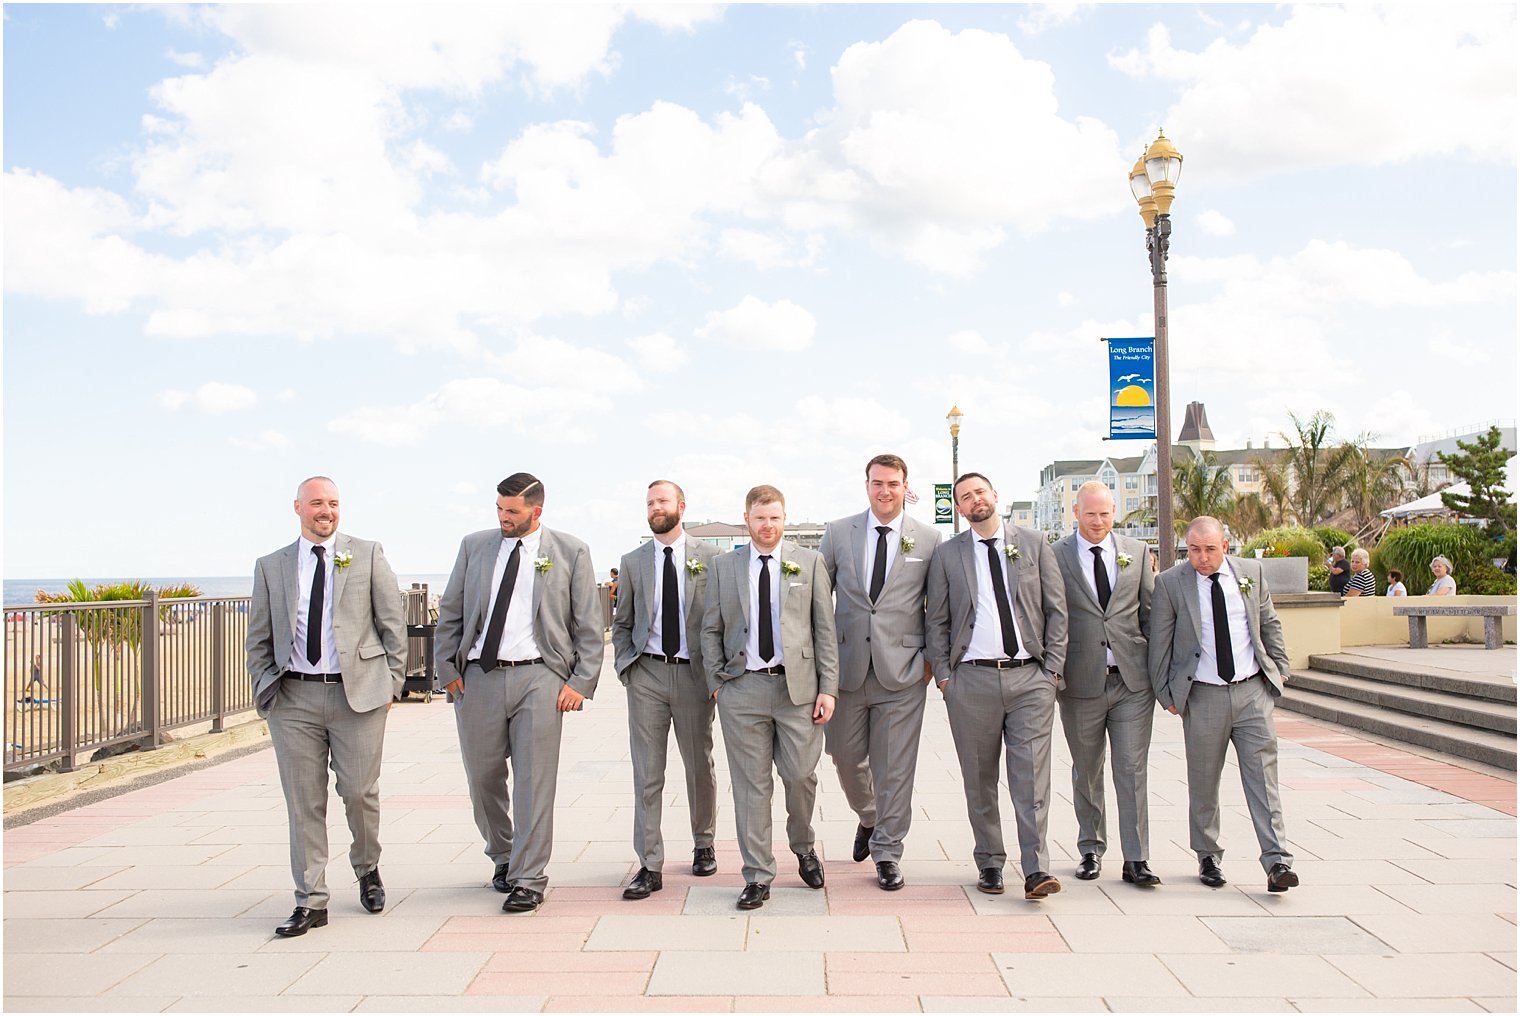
top-left (1075, 852), bottom-right (1101, 880)
top-left (274, 906), bottom-right (328, 937)
top-left (976, 867), bottom-right (1004, 894)
top-left (875, 860), bottom-right (904, 891)
top-left (692, 846), bottom-right (717, 877)
top-left (852, 823), bottom-right (874, 863)
top-left (797, 849), bottom-right (825, 888)
top-left (1024, 872), bottom-right (1061, 899)
top-left (1199, 855), bottom-right (1227, 888)
top-left (736, 882), bottom-right (770, 910)
top-left (1121, 861), bottom-right (1162, 887)
top-left (623, 867), bottom-right (664, 900)
top-left (359, 868), bottom-right (385, 913)
top-left (1266, 863), bottom-right (1299, 893)
top-left (492, 862), bottom-right (513, 893)
top-left (501, 886), bottom-right (544, 913)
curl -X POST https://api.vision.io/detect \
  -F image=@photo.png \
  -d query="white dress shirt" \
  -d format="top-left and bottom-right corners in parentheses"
top-left (745, 543), bottom-right (785, 670)
top-left (1193, 559), bottom-right (1259, 684)
top-left (964, 530), bottom-right (1030, 662)
top-left (863, 512), bottom-right (903, 590)
top-left (644, 532), bottom-right (688, 658)
top-left (1078, 531), bottom-right (1118, 667)
top-left (291, 535), bottom-right (341, 673)
top-left (469, 527), bottom-right (543, 663)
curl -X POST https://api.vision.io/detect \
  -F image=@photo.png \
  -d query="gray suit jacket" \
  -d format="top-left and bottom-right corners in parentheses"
top-left (1053, 532), bottom-right (1153, 698)
top-left (434, 525), bottom-right (605, 699)
top-left (925, 523), bottom-right (1068, 683)
top-left (1147, 555), bottom-right (1289, 714)
top-left (611, 536), bottom-right (721, 682)
top-left (820, 512), bottom-right (943, 693)
top-left (700, 539), bottom-right (840, 704)
top-left (246, 534), bottom-right (407, 716)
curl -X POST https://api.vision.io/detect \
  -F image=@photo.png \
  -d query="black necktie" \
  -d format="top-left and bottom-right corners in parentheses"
top-left (757, 554), bottom-right (775, 663)
top-left (983, 538), bottom-right (1019, 658)
top-left (307, 545), bottom-right (326, 665)
top-left (662, 546), bottom-right (681, 656)
top-left (869, 526), bottom-right (891, 602)
top-left (1209, 573), bottom-right (1236, 680)
top-left (1091, 546), bottom-right (1112, 611)
top-left (479, 540), bottom-right (523, 666)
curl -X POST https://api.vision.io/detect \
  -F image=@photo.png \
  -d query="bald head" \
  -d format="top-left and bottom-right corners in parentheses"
top-left (1184, 516), bottom-right (1229, 576)
top-left (294, 476), bottom-right (340, 543)
top-left (1073, 481), bottom-right (1117, 543)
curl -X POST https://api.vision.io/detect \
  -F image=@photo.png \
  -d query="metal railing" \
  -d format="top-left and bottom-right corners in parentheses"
top-left (4, 588), bottom-right (431, 774)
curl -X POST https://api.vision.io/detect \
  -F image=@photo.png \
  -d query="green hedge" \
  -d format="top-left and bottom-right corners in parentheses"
top-left (1312, 527), bottom-right (1357, 554)
top-left (1370, 523), bottom-right (1487, 591)
top-left (1241, 526), bottom-right (1326, 562)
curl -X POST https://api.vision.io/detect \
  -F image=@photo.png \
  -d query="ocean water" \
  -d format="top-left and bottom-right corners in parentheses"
top-left (1110, 408), bottom-right (1156, 437)
top-left (4, 575), bottom-right (452, 606)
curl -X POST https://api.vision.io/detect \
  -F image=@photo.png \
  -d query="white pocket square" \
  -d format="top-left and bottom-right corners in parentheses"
top-left (904, 556), bottom-right (924, 562)
top-left (788, 581), bottom-right (805, 588)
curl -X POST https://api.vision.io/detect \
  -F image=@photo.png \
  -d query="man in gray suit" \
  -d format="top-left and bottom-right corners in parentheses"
top-left (611, 479), bottom-right (722, 899)
top-left (701, 484), bottom-right (840, 911)
top-left (247, 476), bottom-right (407, 937)
top-left (927, 472), bottom-right (1068, 901)
top-left (820, 454), bottom-right (942, 891)
top-left (435, 472), bottom-right (605, 914)
top-left (1149, 516), bottom-right (1298, 893)
top-left (1053, 481), bottom-right (1160, 888)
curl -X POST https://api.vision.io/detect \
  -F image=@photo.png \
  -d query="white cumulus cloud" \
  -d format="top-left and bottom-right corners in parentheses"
top-left (696, 295), bottom-right (816, 352)
top-left (157, 381), bottom-right (259, 414)
top-left (626, 331), bottom-right (689, 371)
top-left (1196, 209), bottom-right (1236, 236)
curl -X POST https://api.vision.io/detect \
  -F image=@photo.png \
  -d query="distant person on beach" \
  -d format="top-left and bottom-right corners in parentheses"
top-left (246, 476), bottom-right (407, 938)
top-left (435, 472), bottom-right (604, 915)
top-left (1427, 556), bottom-right (1457, 596)
top-left (1345, 549), bottom-right (1376, 597)
top-left (1386, 570), bottom-right (1408, 597)
top-left (1327, 546), bottom-right (1351, 596)
top-left (18, 654), bottom-right (45, 704)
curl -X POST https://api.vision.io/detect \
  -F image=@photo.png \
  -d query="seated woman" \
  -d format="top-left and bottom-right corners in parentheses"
top-left (1426, 556), bottom-right (1457, 596)
top-left (1386, 569), bottom-right (1408, 597)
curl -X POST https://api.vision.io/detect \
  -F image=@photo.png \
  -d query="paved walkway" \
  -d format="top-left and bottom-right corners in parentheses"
top-left (4, 655), bottom-right (1516, 1012)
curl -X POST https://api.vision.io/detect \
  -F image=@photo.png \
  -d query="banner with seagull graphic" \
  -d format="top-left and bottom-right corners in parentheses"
top-left (1104, 337), bottom-right (1156, 440)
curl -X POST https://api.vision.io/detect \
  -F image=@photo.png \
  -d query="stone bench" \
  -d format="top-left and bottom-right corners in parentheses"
top-left (1394, 604), bottom-right (1517, 650)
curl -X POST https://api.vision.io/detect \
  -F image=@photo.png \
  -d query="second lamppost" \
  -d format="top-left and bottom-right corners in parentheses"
top-left (1129, 131), bottom-right (1183, 569)
top-left (947, 404), bottom-right (964, 534)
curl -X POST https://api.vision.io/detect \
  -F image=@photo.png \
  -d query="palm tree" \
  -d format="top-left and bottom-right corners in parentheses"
top-left (1279, 410), bottom-right (1357, 524)
top-left (1173, 452), bottom-right (1235, 536)
top-left (1253, 455), bottom-right (1293, 527)
top-left (1225, 493), bottom-right (1272, 542)
top-left (1341, 446), bottom-right (1411, 535)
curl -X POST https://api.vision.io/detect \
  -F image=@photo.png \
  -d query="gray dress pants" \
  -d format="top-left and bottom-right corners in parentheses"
top-left (626, 655), bottom-right (718, 871)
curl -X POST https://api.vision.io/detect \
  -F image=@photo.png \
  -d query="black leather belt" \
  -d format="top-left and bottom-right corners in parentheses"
top-left (964, 658), bottom-right (1038, 670)
top-left (643, 652), bottom-right (690, 665)
top-left (285, 671), bottom-right (342, 683)
top-left (752, 665), bottom-right (786, 676)
top-left (1106, 665), bottom-right (1123, 675)
top-left (1195, 670), bottom-right (1263, 686)
top-left (474, 657), bottom-right (545, 671)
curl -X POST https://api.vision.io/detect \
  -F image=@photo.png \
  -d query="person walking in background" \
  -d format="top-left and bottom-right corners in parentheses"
top-left (18, 654), bottom-right (46, 704)
top-left (1387, 570), bottom-right (1408, 597)
top-left (435, 472), bottom-right (604, 914)
top-left (246, 476), bottom-right (407, 937)
top-left (819, 454), bottom-right (942, 891)
top-left (611, 480), bottom-right (721, 900)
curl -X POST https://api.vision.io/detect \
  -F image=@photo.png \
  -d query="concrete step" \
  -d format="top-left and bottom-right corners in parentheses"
top-left (1306, 653), bottom-right (1516, 704)
top-left (1280, 687), bottom-right (1517, 771)
top-left (1290, 669), bottom-right (1517, 735)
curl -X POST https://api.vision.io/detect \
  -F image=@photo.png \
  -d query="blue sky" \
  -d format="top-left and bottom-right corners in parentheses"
top-left (4, 3), bottom-right (1516, 581)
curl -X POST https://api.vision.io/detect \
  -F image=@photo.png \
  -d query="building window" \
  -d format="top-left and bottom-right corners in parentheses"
top-left (1125, 477), bottom-right (1138, 490)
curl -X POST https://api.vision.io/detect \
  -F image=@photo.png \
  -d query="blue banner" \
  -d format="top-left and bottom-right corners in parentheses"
top-left (1105, 337), bottom-right (1156, 440)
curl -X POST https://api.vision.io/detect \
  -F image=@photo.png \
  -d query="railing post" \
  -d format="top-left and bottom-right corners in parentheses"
top-left (142, 592), bottom-right (161, 748)
top-left (211, 601), bottom-right (227, 733)
top-left (60, 612), bottom-right (77, 773)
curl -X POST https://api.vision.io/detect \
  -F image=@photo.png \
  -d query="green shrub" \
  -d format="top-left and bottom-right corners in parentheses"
top-left (1308, 564), bottom-right (1330, 592)
top-left (1312, 527), bottom-right (1356, 554)
top-left (1241, 526), bottom-right (1326, 562)
top-left (1464, 563), bottom-right (1518, 596)
top-left (1370, 523), bottom-right (1487, 589)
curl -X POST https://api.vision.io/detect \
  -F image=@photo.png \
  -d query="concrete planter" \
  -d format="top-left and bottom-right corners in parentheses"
top-left (1255, 555), bottom-right (1309, 594)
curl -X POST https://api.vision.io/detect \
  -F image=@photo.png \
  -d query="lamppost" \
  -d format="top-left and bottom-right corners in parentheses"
top-left (1129, 131), bottom-right (1183, 569)
top-left (947, 404), bottom-right (964, 534)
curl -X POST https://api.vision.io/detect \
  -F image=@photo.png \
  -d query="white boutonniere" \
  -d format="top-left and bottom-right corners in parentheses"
top-left (1116, 552), bottom-right (1133, 569)
top-left (686, 558), bottom-right (705, 575)
top-left (1238, 576), bottom-right (1253, 596)
top-left (534, 556), bottom-right (553, 573)
top-left (1004, 544), bottom-right (1021, 562)
top-left (900, 536), bottom-right (915, 554)
top-left (780, 560), bottom-right (801, 577)
top-left (333, 550), bottom-right (353, 570)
